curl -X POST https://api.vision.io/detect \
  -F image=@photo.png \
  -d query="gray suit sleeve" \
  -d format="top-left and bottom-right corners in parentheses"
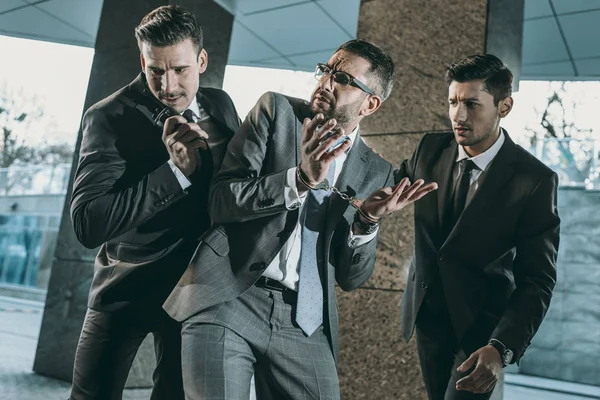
top-left (332, 162), bottom-right (395, 291)
top-left (209, 92), bottom-right (295, 223)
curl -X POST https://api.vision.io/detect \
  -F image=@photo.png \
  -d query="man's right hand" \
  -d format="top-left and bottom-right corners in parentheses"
top-left (161, 115), bottom-right (209, 177)
top-left (298, 113), bottom-right (351, 192)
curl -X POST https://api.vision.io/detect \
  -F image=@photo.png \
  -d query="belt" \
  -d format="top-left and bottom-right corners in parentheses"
top-left (255, 276), bottom-right (289, 292)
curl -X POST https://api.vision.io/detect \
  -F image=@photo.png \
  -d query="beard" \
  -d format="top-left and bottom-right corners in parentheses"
top-left (309, 89), bottom-right (363, 130)
top-left (454, 119), bottom-right (500, 149)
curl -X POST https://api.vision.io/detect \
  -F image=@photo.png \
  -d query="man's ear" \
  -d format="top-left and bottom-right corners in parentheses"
top-left (360, 95), bottom-right (382, 117)
top-left (140, 52), bottom-right (146, 71)
top-left (198, 48), bottom-right (208, 74)
top-left (499, 96), bottom-right (513, 118)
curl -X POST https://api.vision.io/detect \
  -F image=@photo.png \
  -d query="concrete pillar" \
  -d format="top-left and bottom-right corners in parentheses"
top-left (337, 0), bottom-right (523, 398)
top-left (33, 0), bottom-right (233, 386)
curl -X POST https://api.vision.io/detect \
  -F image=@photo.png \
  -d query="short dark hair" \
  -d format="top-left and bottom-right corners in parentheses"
top-left (135, 5), bottom-right (203, 55)
top-left (336, 39), bottom-right (396, 101)
top-left (445, 54), bottom-right (513, 105)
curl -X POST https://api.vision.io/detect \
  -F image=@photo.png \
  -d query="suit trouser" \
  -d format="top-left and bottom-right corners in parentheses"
top-left (181, 284), bottom-right (340, 400)
top-left (415, 300), bottom-right (499, 400)
top-left (69, 305), bottom-right (184, 400)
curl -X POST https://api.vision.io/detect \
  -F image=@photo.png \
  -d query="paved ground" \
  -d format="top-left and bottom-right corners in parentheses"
top-left (0, 295), bottom-right (597, 400)
top-left (0, 295), bottom-right (150, 400)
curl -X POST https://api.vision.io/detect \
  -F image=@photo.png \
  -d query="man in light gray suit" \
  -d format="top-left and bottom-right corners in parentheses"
top-left (164, 40), bottom-right (437, 399)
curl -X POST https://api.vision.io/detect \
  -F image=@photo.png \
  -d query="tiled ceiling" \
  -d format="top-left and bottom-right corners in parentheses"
top-left (0, 0), bottom-right (103, 47)
top-left (214, 0), bottom-right (360, 71)
top-left (0, 0), bottom-right (598, 81)
top-left (522, 0), bottom-right (600, 80)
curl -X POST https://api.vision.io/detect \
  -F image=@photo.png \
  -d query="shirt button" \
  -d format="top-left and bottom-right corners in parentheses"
top-left (438, 252), bottom-right (444, 261)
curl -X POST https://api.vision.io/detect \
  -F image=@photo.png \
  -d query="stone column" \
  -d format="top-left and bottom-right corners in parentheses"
top-left (33, 0), bottom-right (233, 385)
top-left (337, 0), bottom-right (523, 398)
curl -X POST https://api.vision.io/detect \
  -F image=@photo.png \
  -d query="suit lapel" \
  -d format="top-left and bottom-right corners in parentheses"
top-left (325, 137), bottom-right (369, 234)
top-left (436, 140), bottom-right (458, 230)
top-left (443, 132), bottom-right (518, 244)
top-left (197, 90), bottom-right (231, 135)
top-left (293, 100), bottom-right (312, 165)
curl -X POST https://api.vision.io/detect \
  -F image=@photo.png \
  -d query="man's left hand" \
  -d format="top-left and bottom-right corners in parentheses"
top-left (455, 345), bottom-right (503, 394)
top-left (358, 178), bottom-right (438, 221)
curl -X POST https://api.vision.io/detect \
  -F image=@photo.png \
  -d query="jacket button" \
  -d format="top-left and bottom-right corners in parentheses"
top-left (438, 252), bottom-right (444, 261)
top-left (421, 282), bottom-right (428, 289)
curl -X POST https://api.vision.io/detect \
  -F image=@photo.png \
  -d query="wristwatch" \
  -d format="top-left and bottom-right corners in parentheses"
top-left (488, 339), bottom-right (513, 367)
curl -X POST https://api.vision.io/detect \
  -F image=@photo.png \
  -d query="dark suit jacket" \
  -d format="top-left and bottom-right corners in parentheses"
top-left (164, 92), bottom-right (394, 361)
top-left (70, 73), bottom-right (241, 311)
top-left (398, 131), bottom-right (560, 363)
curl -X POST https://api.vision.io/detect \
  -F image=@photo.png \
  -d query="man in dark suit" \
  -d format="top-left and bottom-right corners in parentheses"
top-left (68, 5), bottom-right (240, 400)
top-left (164, 40), bottom-right (436, 399)
top-left (397, 54), bottom-right (561, 399)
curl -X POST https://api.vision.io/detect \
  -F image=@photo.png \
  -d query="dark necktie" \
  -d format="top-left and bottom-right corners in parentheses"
top-left (449, 159), bottom-right (477, 229)
top-left (183, 109), bottom-right (213, 180)
top-left (296, 160), bottom-right (336, 336)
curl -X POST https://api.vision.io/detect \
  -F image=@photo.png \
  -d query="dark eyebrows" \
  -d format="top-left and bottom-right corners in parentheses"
top-left (449, 96), bottom-right (480, 102)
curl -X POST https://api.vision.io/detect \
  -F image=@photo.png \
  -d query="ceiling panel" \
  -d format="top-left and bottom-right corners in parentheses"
top-left (0, 4), bottom-right (93, 46)
top-left (521, 60), bottom-right (575, 78)
top-left (251, 57), bottom-right (296, 69)
top-left (230, 0), bottom-right (313, 15)
top-left (237, 1), bottom-right (350, 58)
top-left (0, 0), bottom-right (598, 81)
top-left (551, 0), bottom-right (600, 15)
top-left (227, 21), bottom-right (283, 62)
top-left (315, 0), bottom-right (360, 37)
top-left (524, 0), bottom-right (552, 20)
top-left (575, 58), bottom-right (600, 76)
top-left (559, 10), bottom-right (600, 59)
top-left (0, 0), bottom-right (27, 14)
top-left (34, 0), bottom-right (103, 40)
top-left (521, 17), bottom-right (569, 65)
top-left (285, 49), bottom-right (337, 70)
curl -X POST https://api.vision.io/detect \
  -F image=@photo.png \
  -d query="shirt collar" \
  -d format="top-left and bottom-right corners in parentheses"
top-left (456, 128), bottom-right (505, 172)
top-left (183, 99), bottom-right (202, 120)
top-left (347, 125), bottom-right (359, 146)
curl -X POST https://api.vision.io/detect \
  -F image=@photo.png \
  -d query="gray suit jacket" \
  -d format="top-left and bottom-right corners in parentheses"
top-left (164, 92), bottom-right (394, 361)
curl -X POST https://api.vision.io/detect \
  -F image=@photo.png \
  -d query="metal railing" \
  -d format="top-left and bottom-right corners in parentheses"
top-left (0, 213), bottom-right (61, 287)
top-left (532, 137), bottom-right (599, 189)
top-left (0, 163), bottom-right (71, 195)
top-left (0, 164), bottom-right (70, 287)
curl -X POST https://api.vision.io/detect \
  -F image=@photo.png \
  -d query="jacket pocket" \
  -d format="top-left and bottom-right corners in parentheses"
top-left (201, 227), bottom-right (230, 257)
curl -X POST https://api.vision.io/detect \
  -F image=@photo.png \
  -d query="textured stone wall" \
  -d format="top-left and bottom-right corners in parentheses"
top-left (515, 188), bottom-right (600, 386)
top-left (33, 0), bottom-right (233, 386)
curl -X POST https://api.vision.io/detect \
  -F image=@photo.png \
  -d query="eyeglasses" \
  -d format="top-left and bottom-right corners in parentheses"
top-left (314, 63), bottom-right (375, 96)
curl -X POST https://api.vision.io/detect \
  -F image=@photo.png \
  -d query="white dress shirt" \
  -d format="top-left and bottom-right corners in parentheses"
top-left (167, 101), bottom-right (205, 191)
top-left (455, 129), bottom-right (506, 204)
top-left (262, 126), bottom-right (378, 290)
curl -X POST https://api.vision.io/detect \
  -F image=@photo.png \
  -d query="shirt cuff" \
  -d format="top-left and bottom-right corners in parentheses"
top-left (284, 167), bottom-right (307, 210)
top-left (167, 159), bottom-right (192, 191)
top-left (347, 226), bottom-right (378, 249)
